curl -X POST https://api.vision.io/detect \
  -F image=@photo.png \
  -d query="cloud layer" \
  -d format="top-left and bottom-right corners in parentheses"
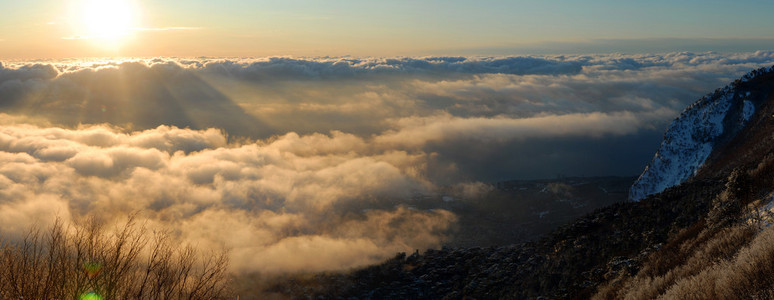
top-left (1, 51), bottom-right (774, 273)
top-left (0, 123), bottom-right (455, 273)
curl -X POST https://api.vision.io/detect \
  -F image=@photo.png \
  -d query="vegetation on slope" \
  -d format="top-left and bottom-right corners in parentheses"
top-left (0, 216), bottom-right (231, 299)
top-left (264, 179), bottom-right (725, 299)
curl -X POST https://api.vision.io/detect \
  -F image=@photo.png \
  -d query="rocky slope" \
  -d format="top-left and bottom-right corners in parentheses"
top-left (630, 66), bottom-right (774, 201)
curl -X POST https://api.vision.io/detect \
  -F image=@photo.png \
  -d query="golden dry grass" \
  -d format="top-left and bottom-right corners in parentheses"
top-left (593, 223), bottom-right (774, 300)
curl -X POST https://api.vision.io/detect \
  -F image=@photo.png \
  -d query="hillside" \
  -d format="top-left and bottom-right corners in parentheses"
top-left (630, 66), bottom-right (773, 201)
top-left (264, 179), bottom-right (721, 299)
top-left (264, 65), bottom-right (774, 299)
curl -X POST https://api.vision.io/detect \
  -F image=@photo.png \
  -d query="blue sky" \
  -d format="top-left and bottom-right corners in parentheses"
top-left (1, 0), bottom-right (773, 57)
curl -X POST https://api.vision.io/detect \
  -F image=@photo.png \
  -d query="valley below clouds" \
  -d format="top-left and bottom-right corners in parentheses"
top-left (1, 51), bottom-right (774, 274)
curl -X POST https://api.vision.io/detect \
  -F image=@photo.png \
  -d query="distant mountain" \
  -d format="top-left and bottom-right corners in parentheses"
top-left (630, 66), bottom-right (774, 201)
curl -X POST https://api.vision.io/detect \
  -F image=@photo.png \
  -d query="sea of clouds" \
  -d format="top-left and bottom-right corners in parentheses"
top-left (1, 51), bottom-right (774, 274)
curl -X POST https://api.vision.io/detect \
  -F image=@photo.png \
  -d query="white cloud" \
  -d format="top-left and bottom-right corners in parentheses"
top-left (0, 123), bottom-right (453, 274)
top-left (374, 109), bottom-right (677, 149)
top-left (1, 51), bottom-right (773, 180)
top-left (0, 52), bottom-right (773, 273)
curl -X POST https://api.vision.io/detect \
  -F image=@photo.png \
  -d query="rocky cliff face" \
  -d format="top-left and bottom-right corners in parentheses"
top-left (629, 66), bottom-right (773, 201)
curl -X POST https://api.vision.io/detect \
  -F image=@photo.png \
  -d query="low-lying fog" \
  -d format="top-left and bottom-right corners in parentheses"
top-left (1, 51), bottom-right (773, 274)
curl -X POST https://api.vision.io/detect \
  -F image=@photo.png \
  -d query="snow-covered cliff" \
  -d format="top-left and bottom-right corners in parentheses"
top-left (629, 67), bottom-right (773, 201)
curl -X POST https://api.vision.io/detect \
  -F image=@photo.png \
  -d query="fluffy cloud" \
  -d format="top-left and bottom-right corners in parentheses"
top-left (3, 52), bottom-right (774, 179)
top-left (1, 52), bottom-right (774, 273)
top-left (193, 56), bottom-right (586, 79)
top-left (0, 123), bottom-right (453, 273)
top-left (374, 110), bottom-right (676, 148)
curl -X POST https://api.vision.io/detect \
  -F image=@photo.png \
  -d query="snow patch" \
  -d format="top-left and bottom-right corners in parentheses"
top-left (743, 100), bottom-right (755, 122)
top-left (630, 65), bottom-right (772, 201)
top-left (630, 91), bottom-right (736, 201)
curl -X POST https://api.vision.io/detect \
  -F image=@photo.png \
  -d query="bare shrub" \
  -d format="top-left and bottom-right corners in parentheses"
top-left (0, 216), bottom-right (231, 299)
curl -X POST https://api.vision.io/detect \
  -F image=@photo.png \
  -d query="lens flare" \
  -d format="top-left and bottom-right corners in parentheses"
top-left (79, 291), bottom-right (104, 300)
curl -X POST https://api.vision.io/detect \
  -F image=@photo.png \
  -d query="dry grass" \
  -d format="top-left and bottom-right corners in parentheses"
top-left (593, 224), bottom-right (757, 300)
top-left (594, 165), bottom-right (774, 300)
top-left (592, 222), bottom-right (774, 300)
top-left (657, 224), bottom-right (774, 299)
top-left (0, 216), bottom-right (231, 299)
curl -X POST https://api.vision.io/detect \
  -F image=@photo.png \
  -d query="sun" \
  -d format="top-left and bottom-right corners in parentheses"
top-left (71, 0), bottom-right (138, 43)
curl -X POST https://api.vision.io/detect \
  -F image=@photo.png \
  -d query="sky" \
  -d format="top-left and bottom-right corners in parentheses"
top-left (2, 0), bottom-right (774, 279)
top-left (2, 0), bottom-right (774, 58)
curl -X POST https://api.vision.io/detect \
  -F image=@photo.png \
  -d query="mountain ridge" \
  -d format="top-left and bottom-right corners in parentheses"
top-left (630, 65), bottom-right (774, 201)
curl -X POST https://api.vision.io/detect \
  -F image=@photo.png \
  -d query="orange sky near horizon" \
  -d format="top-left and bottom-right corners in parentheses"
top-left (2, 0), bottom-right (774, 59)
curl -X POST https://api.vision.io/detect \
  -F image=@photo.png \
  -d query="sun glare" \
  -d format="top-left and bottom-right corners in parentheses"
top-left (71, 0), bottom-right (137, 44)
